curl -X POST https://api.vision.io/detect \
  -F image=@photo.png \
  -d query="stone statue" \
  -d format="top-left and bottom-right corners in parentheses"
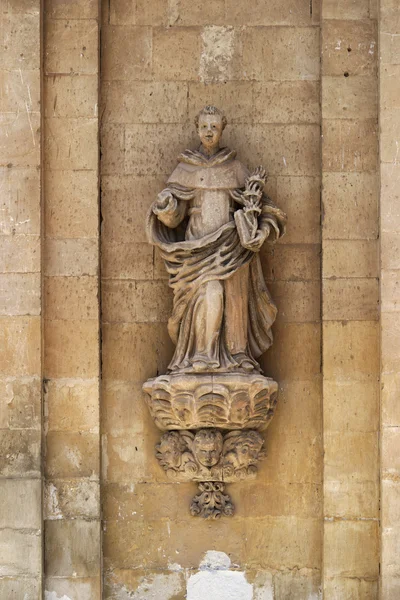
top-left (143, 106), bottom-right (287, 518)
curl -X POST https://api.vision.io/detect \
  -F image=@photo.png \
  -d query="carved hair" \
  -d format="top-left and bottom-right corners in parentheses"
top-left (194, 105), bottom-right (227, 130)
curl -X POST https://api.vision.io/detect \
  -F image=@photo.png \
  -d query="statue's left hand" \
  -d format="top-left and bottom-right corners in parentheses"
top-left (243, 228), bottom-right (268, 252)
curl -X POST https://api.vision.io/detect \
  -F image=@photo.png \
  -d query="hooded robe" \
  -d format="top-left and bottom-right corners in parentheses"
top-left (146, 147), bottom-right (286, 373)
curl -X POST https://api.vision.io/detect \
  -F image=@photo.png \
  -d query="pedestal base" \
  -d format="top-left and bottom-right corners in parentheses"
top-left (143, 372), bottom-right (278, 431)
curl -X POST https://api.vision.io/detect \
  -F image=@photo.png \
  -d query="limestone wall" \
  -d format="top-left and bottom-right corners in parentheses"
top-left (0, 0), bottom-right (400, 598)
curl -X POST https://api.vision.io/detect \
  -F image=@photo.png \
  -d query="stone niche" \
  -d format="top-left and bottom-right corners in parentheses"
top-left (143, 105), bottom-right (286, 518)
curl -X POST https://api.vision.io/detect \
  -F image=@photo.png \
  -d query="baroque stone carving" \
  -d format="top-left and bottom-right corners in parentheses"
top-left (143, 105), bottom-right (286, 518)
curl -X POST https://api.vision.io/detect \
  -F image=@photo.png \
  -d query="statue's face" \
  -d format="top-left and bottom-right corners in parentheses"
top-left (193, 430), bottom-right (223, 467)
top-left (159, 436), bottom-right (182, 468)
top-left (197, 114), bottom-right (223, 151)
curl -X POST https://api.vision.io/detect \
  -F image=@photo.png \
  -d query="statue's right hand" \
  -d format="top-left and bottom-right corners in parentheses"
top-left (153, 190), bottom-right (176, 215)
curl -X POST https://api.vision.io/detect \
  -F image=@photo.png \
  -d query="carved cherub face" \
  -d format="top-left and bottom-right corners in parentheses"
top-left (197, 113), bottom-right (224, 152)
top-left (234, 431), bottom-right (263, 466)
top-left (156, 432), bottom-right (186, 469)
top-left (193, 429), bottom-right (223, 467)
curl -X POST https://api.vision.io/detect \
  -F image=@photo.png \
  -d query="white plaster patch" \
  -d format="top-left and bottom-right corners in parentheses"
top-left (200, 26), bottom-right (235, 83)
top-left (45, 593), bottom-right (72, 600)
top-left (188, 551), bottom-right (253, 600)
top-left (187, 570), bottom-right (253, 600)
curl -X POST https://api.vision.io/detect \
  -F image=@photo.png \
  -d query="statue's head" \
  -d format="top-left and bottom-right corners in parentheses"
top-left (193, 428), bottom-right (223, 467)
top-left (194, 105), bottom-right (227, 152)
top-left (156, 431), bottom-right (186, 470)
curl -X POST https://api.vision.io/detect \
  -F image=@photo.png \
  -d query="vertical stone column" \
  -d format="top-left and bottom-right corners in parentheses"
top-left (379, 0), bottom-right (400, 597)
top-left (321, 0), bottom-right (380, 597)
top-left (43, 1), bottom-right (101, 598)
top-left (0, 2), bottom-right (43, 598)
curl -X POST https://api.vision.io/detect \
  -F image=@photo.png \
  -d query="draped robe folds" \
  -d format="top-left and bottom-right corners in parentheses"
top-left (146, 147), bottom-right (286, 374)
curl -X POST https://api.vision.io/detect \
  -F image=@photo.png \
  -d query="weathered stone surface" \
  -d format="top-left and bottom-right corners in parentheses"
top-left (45, 520), bottom-right (101, 577)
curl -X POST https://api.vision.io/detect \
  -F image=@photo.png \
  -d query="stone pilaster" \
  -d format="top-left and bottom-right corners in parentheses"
top-left (321, 0), bottom-right (380, 596)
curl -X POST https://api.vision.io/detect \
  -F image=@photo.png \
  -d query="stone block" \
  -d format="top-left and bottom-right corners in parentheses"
top-left (0, 479), bottom-right (41, 529)
top-left (321, 71), bottom-right (378, 119)
top-left (101, 241), bottom-right (153, 279)
top-left (124, 123), bottom-right (197, 176)
top-left (45, 479), bottom-right (99, 520)
top-left (382, 314), bottom-right (400, 372)
top-left (236, 482), bottom-right (322, 520)
top-left (254, 81), bottom-right (320, 124)
top-left (0, 579), bottom-right (41, 600)
top-left (244, 517), bottom-right (321, 570)
top-left (168, 0), bottom-right (225, 26)
top-left (382, 233), bottom-right (400, 271)
top-left (44, 319), bottom-right (99, 378)
top-left (108, 0), bottom-right (167, 25)
top-left (0, 234), bottom-right (40, 273)
top-left (153, 27), bottom-right (201, 81)
top-left (382, 480), bottom-right (400, 529)
top-left (322, 20), bottom-right (377, 76)
top-left (323, 241), bottom-right (378, 278)
top-left (0, 316), bottom-right (40, 376)
top-left (46, 0), bottom-right (98, 18)
top-left (101, 431), bottom-right (148, 483)
top-left (0, 376), bottom-right (41, 430)
top-left (0, 429), bottom-right (40, 477)
top-left (381, 576), bottom-right (400, 600)
top-left (224, 124), bottom-right (320, 177)
top-left (102, 482), bottom-right (182, 521)
top-left (322, 0), bottom-right (369, 19)
top-left (382, 427), bottom-right (400, 477)
top-left (104, 569), bottom-right (185, 600)
top-left (100, 124), bottom-right (125, 175)
top-left (0, 529), bottom-right (41, 576)
top-left (324, 479), bottom-right (378, 519)
top-left (261, 243), bottom-right (321, 282)
top-left (101, 175), bottom-right (164, 244)
top-left (323, 380), bottom-right (379, 433)
top-left (44, 117), bottom-right (98, 170)
top-left (44, 238), bottom-right (98, 277)
top-left (225, 0), bottom-right (313, 26)
top-left (45, 74), bottom-right (98, 119)
top-left (45, 18), bottom-right (98, 75)
top-left (382, 526), bottom-right (400, 578)
top-left (275, 177), bottom-right (321, 244)
top-left (322, 278), bottom-right (379, 321)
top-left (103, 518), bottom-right (246, 569)
top-left (382, 371), bottom-right (400, 426)
top-left (102, 80), bottom-right (187, 124)
top-left (188, 82), bottom-right (254, 124)
top-left (102, 26), bottom-right (152, 81)
top-left (0, 167), bottom-right (40, 235)
top-left (0, 13), bottom-right (40, 70)
top-left (268, 280), bottom-right (320, 322)
top-left (263, 322), bottom-right (321, 381)
top-left (381, 32), bottom-right (400, 65)
top-left (240, 27), bottom-right (319, 81)
top-left (102, 380), bottom-right (151, 435)
top-left (45, 577), bottom-right (100, 600)
top-left (380, 0), bottom-right (400, 35)
top-left (102, 322), bottom-right (173, 382)
top-left (272, 378), bottom-right (322, 438)
top-left (380, 109), bottom-right (400, 165)
top-left (324, 521), bottom-right (379, 578)
top-left (45, 378), bottom-right (99, 432)
top-left (323, 321), bottom-right (379, 382)
top-left (322, 173), bottom-right (378, 239)
top-left (0, 111), bottom-right (40, 170)
top-left (102, 279), bottom-right (172, 324)
top-left (45, 520), bottom-right (100, 577)
top-left (322, 119), bottom-right (378, 172)
top-left (0, 69), bottom-right (40, 113)
top-left (46, 431), bottom-right (99, 478)
top-left (381, 163), bottom-right (400, 233)
top-left (0, 273), bottom-right (40, 316)
top-left (273, 569), bottom-right (321, 600)
top-left (324, 577), bottom-right (378, 600)
top-left (44, 276), bottom-right (98, 321)
top-left (379, 65), bottom-right (400, 110)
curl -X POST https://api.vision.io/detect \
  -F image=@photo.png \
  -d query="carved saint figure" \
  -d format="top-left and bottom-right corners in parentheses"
top-left (147, 105), bottom-right (286, 374)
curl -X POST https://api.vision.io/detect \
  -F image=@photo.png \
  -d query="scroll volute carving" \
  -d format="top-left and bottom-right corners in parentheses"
top-left (143, 106), bottom-right (286, 518)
